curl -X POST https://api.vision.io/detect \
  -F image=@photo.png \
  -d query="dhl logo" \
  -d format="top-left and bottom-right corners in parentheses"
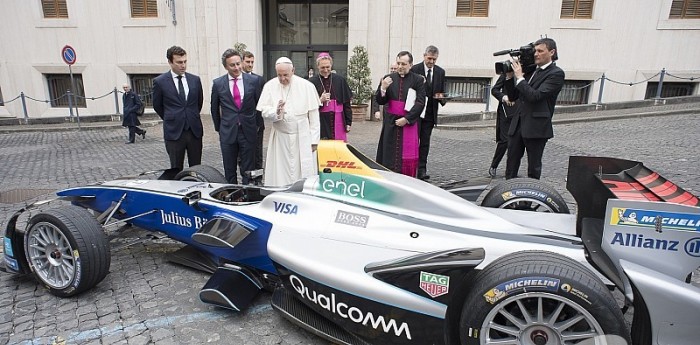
top-left (323, 161), bottom-right (360, 169)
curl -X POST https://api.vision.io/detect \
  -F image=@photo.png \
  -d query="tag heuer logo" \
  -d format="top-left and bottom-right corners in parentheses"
top-left (419, 271), bottom-right (449, 298)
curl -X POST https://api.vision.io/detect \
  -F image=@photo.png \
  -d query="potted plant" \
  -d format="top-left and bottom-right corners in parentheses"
top-left (347, 45), bottom-right (373, 121)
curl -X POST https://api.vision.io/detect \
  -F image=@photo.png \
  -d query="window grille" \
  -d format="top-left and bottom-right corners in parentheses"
top-left (46, 74), bottom-right (86, 107)
top-left (41, 0), bottom-right (68, 18)
top-left (456, 0), bottom-right (489, 17)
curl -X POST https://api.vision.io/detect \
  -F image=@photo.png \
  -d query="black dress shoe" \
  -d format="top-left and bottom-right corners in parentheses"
top-left (417, 174), bottom-right (430, 180)
top-left (125, 141), bottom-right (134, 144)
top-left (489, 167), bottom-right (497, 177)
top-left (141, 130), bottom-right (147, 139)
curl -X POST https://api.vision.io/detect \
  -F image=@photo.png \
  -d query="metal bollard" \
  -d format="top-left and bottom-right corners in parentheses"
top-left (484, 84), bottom-right (491, 112)
top-left (655, 68), bottom-right (666, 100)
top-left (67, 90), bottom-right (75, 119)
top-left (597, 73), bottom-right (605, 105)
top-left (20, 92), bottom-right (29, 124)
top-left (114, 87), bottom-right (120, 115)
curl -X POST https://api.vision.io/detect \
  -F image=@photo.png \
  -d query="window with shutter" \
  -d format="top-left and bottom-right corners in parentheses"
top-left (560, 0), bottom-right (594, 19)
top-left (130, 0), bottom-right (159, 18)
top-left (41, 0), bottom-right (68, 19)
top-left (456, 0), bottom-right (489, 17)
top-left (670, 0), bottom-right (700, 19)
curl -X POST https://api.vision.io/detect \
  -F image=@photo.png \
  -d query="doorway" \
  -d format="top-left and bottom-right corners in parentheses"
top-left (263, 0), bottom-right (349, 79)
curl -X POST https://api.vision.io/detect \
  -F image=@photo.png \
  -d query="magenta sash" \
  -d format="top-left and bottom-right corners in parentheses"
top-left (386, 100), bottom-right (419, 177)
top-left (320, 100), bottom-right (347, 142)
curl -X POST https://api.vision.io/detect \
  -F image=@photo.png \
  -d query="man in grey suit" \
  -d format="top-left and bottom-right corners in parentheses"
top-left (152, 46), bottom-right (205, 171)
top-left (211, 49), bottom-right (263, 184)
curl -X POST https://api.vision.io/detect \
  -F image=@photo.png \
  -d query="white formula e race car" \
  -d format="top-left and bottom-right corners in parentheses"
top-left (3, 141), bottom-right (699, 345)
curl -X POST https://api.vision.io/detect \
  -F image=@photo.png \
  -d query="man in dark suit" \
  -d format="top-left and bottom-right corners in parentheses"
top-left (152, 46), bottom-right (205, 171)
top-left (410, 45), bottom-right (446, 180)
top-left (242, 50), bottom-right (265, 184)
top-left (121, 83), bottom-right (146, 144)
top-left (504, 38), bottom-right (565, 180)
top-left (488, 74), bottom-right (516, 177)
top-left (211, 49), bottom-right (263, 184)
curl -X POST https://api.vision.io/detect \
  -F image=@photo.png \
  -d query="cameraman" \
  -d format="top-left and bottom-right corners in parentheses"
top-left (504, 38), bottom-right (564, 180)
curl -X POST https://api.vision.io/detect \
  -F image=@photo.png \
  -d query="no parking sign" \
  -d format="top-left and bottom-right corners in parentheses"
top-left (61, 45), bottom-right (77, 65)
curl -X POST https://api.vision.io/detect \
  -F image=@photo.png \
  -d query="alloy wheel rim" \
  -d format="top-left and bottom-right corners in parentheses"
top-left (480, 292), bottom-right (604, 345)
top-left (26, 221), bottom-right (76, 289)
top-left (499, 197), bottom-right (555, 212)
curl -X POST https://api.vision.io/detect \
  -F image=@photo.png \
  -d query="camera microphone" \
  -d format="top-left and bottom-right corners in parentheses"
top-left (492, 49), bottom-right (513, 56)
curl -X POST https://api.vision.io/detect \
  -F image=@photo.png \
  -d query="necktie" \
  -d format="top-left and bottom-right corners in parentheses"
top-left (528, 68), bottom-right (540, 84)
top-left (427, 69), bottom-right (432, 86)
top-left (177, 75), bottom-right (186, 102)
top-left (232, 77), bottom-right (241, 108)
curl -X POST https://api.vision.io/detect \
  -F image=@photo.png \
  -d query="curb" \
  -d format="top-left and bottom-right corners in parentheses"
top-left (436, 108), bottom-right (699, 131)
top-left (0, 120), bottom-right (162, 134)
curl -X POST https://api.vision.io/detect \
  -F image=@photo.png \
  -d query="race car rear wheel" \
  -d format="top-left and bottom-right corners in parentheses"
top-left (175, 165), bottom-right (227, 183)
top-left (480, 178), bottom-right (570, 213)
top-left (25, 205), bottom-right (111, 297)
top-left (459, 251), bottom-right (630, 345)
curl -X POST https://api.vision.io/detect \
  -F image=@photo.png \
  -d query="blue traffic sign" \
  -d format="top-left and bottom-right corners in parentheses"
top-left (61, 45), bottom-right (77, 65)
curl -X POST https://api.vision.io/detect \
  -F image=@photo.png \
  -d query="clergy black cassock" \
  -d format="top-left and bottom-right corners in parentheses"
top-left (375, 71), bottom-right (426, 177)
top-left (311, 74), bottom-right (353, 141)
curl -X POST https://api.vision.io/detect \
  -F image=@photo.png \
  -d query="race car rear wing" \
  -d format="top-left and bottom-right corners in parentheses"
top-left (566, 156), bottom-right (699, 237)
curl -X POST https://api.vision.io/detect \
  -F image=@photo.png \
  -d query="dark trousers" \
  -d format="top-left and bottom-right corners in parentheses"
top-left (255, 125), bottom-right (264, 170)
top-left (127, 126), bottom-right (144, 143)
top-left (222, 130), bottom-right (253, 185)
top-left (505, 126), bottom-right (548, 180)
top-left (165, 129), bottom-right (202, 170)
top-left (418, 118), bottom-right (435, 176)
top-left (490, 113), bottom-right (512, 169)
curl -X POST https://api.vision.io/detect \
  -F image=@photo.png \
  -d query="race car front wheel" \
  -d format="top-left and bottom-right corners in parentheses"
top-left (480, 178), bottom-right (570, 213)
top-left (458, 251), bottom-right (630, 345)
top-left (175, 165), bottom-right (227, 183)
top-left (25, 205), bottom-right (111, 297)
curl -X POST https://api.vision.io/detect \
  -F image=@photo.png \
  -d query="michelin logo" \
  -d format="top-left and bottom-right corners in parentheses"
top-left (611, 207), bottom-right (700, 231)
top-left (484, 277), bottom-right (560, 304)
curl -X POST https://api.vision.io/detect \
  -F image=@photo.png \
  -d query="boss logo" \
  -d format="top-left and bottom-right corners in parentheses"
top-left (335, 210), bottom-right (369, 228)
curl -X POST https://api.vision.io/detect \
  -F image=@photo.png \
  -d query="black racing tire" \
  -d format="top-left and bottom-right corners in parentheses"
top-left (481, 178), bottom-right (570, 213)
top-left (459, 251), bottom-right (630, 345)
top-left (174, 165), bottom-right (227, 183)
top-left (25, 205), bottom-right (111, 297)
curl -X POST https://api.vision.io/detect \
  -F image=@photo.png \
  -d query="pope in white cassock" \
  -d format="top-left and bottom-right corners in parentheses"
top-left (257, 57), bottom-right (321, 186)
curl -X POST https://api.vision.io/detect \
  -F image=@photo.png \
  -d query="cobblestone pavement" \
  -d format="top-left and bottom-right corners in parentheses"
top-left (1, 111), bottom-right (699, 344)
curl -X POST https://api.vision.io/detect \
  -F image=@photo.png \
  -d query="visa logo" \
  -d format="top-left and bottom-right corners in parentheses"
top-left (274, 201), bottom-right (298, 215)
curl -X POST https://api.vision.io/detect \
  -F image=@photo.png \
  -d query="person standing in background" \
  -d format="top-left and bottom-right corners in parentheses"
top-left (242, 50), bottom-right (265, 184)
top-left (504, 38), bottom-right (565, 180)
top-left (488, 74), bottom-right (516, 177)
top-left (121, 83), bottom-right (146, 144)
top-left (211, 49), bottom-right (263, 184)
top-left (375, 51), bottom-right (426, 177)
top-left (152, 45), bottom-right (204, 171)
top-left (310, 53), bottom-right (353, 141)
top-left (410, 45), bottom-right (446, 180)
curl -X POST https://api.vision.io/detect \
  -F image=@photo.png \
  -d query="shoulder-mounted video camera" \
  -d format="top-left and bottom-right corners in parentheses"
top-left (493, 43), bottom-right (536, 75)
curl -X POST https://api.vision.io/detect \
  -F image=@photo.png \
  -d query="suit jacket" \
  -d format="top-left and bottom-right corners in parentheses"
top-left (152, 71), bottom-right (204, 140)
top-left (210, 73), bottom-right (263, 145)
top-left (250, 72), bottom-right (265, 131)
top-left (505, 63), bottom-right (565, 139)
top-left (121, 91), bottom-right (142, 127)
top-left (410, 62), bottom-right (446, 123)
top-left (491, 74), bottom-right (517, 141)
